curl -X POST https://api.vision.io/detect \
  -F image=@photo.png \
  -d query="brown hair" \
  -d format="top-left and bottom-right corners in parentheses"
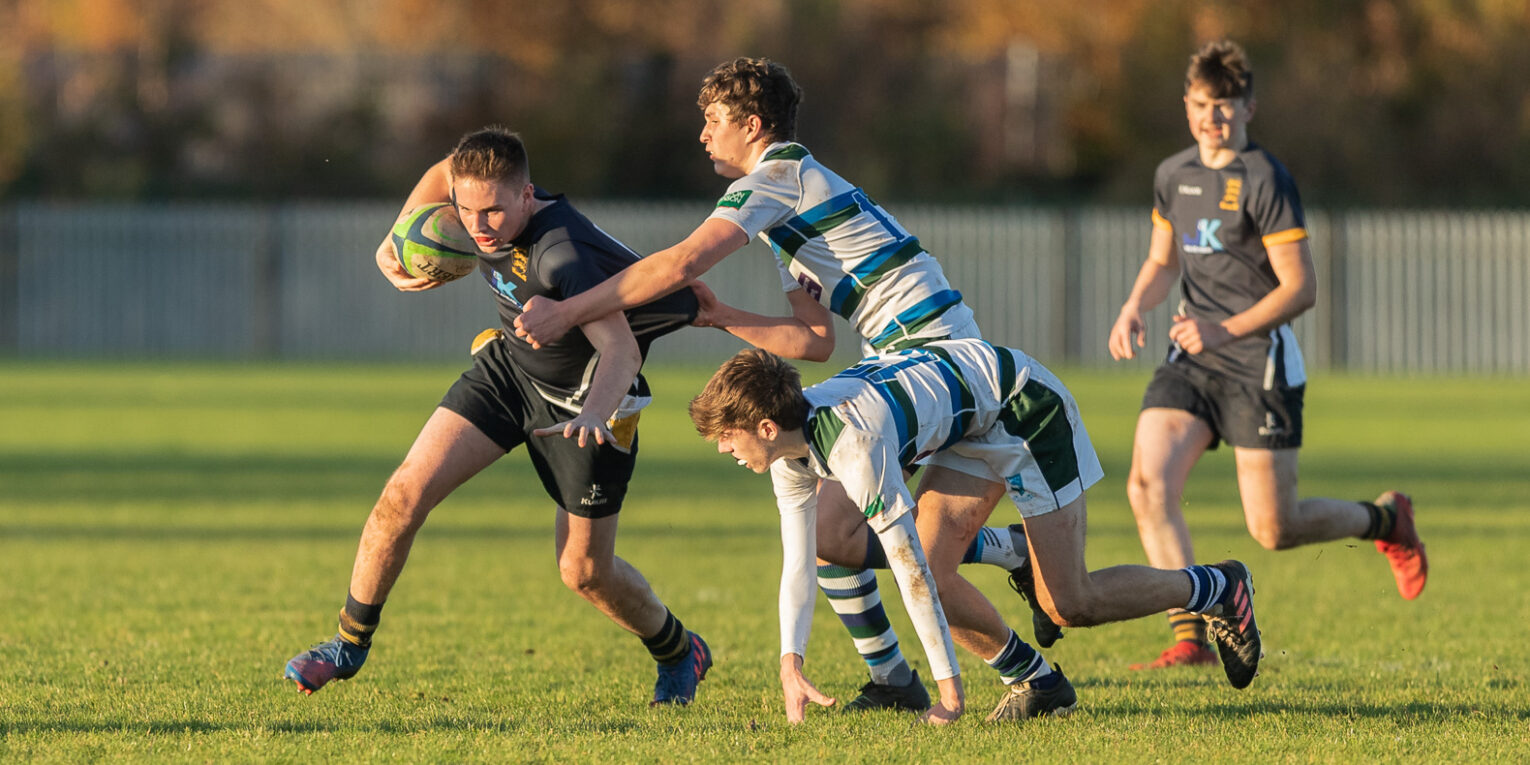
top-left (449, 126), bottom-right (529, 185)
top-left (1186, 40), bottom-right (1253, 100)
top-left (689, 349), bottom-right (810, 440)
top-left (697, 57), bottom-right (803, 142)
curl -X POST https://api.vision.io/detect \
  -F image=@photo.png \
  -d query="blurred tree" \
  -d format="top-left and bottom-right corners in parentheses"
top-left (0, 0), bottom-right (1526, 204)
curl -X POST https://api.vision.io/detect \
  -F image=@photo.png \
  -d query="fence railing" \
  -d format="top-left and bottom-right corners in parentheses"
top-left (3, 202), bottom-right (1526, 373)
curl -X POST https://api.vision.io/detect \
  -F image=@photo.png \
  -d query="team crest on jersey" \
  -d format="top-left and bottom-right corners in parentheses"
top-left (509, 247), bottom-right (529, 281)
top-left (717, 190), bottom-right (752, 209)
top-left (1220, 177), bottom-right (1243, 211)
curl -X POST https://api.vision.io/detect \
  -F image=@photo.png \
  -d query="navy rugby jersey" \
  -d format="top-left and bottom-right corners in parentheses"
top-left (1152, 143), bottom-right (1308, 388)
top-left (476, 188), bottom-right (698, 408)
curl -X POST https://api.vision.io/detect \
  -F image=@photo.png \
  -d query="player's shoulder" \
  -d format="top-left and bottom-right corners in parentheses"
top-left (740, 142), bottom-right (810, 190)
top-left (1154, 145), bottom-right (1203, 180)
top-left (1239, 143), bottom-right (1299, 185)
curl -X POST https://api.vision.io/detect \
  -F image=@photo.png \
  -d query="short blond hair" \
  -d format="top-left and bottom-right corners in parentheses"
top-left (688, 349), bottom-right (809, 440)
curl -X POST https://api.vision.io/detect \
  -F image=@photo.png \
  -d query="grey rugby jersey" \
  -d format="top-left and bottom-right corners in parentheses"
top-left (1152, 143), bottom-right (1309, 388)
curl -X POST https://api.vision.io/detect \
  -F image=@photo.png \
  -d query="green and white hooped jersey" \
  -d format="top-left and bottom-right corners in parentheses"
top-left (773, 338), bottom-right (1100, 525)
top-left (768, 338), bottom-right (1102, 669)
top-left (707, 142), bottom-right (979, 352)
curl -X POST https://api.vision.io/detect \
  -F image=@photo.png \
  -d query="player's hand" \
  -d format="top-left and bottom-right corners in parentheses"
top-left (1168, 313), bottom-right (1234, 355)
top-left (375, 238), bottom-right (443, 292)
top-left (514, 296), bottom-right (571, 349)
top-left (1108, 309), bottom-right (1146, 360)
top-left (689, 280), bottom-right (722, 328)
top-left (531, 413), bottom-right (614, 448)
top-left (780, 654), bottom-right (836, 723)
top-left (920, 675), bottom-right (965, 726)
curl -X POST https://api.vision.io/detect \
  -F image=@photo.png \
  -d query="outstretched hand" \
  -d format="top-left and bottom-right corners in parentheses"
top-left (514, 295), bottom-right (572, 350)
top-left (780, 655), bottom-right (836, 723)
top-left (531, 413), bottom-right (614, 448)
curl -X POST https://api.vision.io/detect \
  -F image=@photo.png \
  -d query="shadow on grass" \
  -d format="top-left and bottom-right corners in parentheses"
top-left (1076, 695), bottom-right (1530, 721)
top-left (0, 521), bottom-right (777, 542)
top-left (0, 714), bottom-right (661, 736)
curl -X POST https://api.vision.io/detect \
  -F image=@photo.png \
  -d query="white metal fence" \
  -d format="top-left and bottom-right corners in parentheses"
top-left (2, 202), bottom-right (1527, 373)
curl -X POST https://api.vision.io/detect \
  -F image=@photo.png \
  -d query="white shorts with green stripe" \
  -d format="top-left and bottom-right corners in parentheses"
top-left (924, 356), bottom-right (1104, 518)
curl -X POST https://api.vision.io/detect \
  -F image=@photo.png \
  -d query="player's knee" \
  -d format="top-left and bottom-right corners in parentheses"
top-left (1044, 593), bottom-right (1102, 629)
top-left (1247, 522), bottom-right (1295, 551)
top-left (1125, 470), bottom-right (1168, 518)
top-left (373, 480), bottom-right (429, 530)
top-left (557, 555), bottom-right (605, 595)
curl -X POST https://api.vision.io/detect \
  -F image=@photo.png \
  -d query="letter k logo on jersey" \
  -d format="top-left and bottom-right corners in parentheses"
top-left (1197, 219), bottom-right (1224, 250)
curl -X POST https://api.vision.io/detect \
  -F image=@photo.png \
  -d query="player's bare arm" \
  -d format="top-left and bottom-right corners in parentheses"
top-left (531, 311), bottom-right (641, 448)
top-left (1168, 239), bottom-right (1315, 355)
top-left (375, 158), bottom-right (456, 293)
top-left (1109, 225), bottom-right (1179, 360)
top-left (692, 281), bottom-right (836, 362)
top-left (515, 218), bottom-right (748, 348)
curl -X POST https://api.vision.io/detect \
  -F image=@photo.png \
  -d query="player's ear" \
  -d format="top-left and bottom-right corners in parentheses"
top-left (745, 113), bottom-right (765, 141)
top-left (1244, 97), bottom-right (1257, 121)
top-left (758, 418), bottom-right (779, 441)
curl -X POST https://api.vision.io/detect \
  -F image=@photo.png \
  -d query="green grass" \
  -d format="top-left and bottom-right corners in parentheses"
top-left (2, 360), bottom-right (1527, 763)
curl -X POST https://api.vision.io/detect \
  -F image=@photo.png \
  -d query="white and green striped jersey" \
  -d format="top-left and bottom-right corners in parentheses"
top-left (707, 142), bottom-right (979, 352)
top-left (771, 340), bottom-right (1034, 525)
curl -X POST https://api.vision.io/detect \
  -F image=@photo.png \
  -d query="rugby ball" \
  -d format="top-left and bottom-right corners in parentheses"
top-left (390, 203), bottom-right (478, 282)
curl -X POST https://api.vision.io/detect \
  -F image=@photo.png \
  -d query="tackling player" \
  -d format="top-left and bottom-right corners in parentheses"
top-left (282, 127), bottom-right (712, 707)
top-left (514, 56), bottom-right (1060, 715)
top-left (691, 343), bottom-right (1265, 723)
top-left (1107, 40), bottom-right (1427, 671)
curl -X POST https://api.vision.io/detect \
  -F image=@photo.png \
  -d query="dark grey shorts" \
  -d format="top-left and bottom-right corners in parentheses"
top-left (1141, 361), bottom-right (1304, 450)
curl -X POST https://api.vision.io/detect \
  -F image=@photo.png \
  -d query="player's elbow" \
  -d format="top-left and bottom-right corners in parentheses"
top-left (799, 338), bottom-right (835, 363)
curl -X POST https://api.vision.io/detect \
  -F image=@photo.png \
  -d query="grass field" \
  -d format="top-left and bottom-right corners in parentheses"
top-left (2, 360), bottom-right (1527, 763)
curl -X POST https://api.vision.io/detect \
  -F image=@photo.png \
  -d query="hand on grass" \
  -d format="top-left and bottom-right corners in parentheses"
top-left (780, 654), bottom-right (836, 723)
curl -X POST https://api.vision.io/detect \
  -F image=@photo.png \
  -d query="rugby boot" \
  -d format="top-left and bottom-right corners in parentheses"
top-left (650, 631), bottom-right (712, 706)
top-left (1128, 639), bottom-right (1219, 671)
top-left (1202, 560), bottom-right (1262, 689)
top-left (284, 635), bottom-right (368, 695)
top-left (842, 670), bottom-right (931, 713)
top-left (985, 665), bottom-right (1077, 722)
top-left (1374, 491), bottom-right (1427, 600)
top-left (1005, 526), bottom-right (1063, 649)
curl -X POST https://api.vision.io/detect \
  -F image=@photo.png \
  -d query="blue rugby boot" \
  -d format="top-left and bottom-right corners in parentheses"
top-left (285, 635), bottom-right (368, 695)
top-left (650, 631), bottom-right (712, 706)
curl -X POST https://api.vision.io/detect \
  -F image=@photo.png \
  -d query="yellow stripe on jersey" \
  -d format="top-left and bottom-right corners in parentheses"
top-left (1152, 208), bottom-right (1172, 231)
top-left (1262, 227), bottom-right (1308, 247)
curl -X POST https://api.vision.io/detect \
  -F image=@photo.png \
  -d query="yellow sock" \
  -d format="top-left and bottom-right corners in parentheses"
top-left (1168, 609), bottom-right (1208, 645)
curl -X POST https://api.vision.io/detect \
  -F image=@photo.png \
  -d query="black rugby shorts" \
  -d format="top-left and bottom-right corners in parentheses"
top-left (438, 338), bottom-right (636, 518)
top-left (1141, 360), bottom-right (1304, 450)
